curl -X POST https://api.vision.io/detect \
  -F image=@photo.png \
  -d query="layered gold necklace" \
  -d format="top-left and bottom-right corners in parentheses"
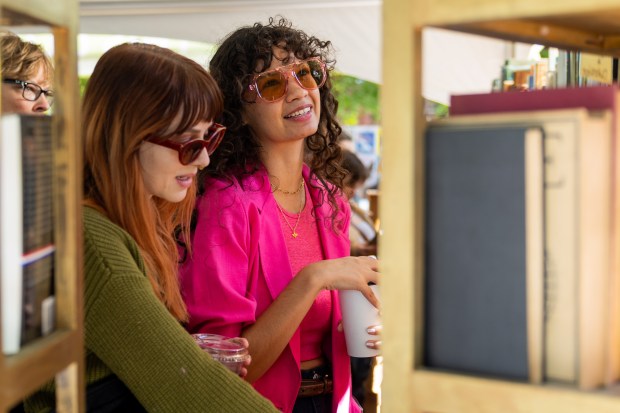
top-left (274, 179), bottom-right (305, 238)
top-left (271, 179), bottom-right (304, 195)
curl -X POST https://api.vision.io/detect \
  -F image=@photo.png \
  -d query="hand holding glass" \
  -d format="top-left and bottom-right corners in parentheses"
top-left (192, 333), bottom-right (251, 376)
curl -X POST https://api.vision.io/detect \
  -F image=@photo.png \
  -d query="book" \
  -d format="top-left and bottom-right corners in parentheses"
top-left (436, 108), bottom-right (613, 390)
top-left (1, 114), bottom-right (56, 355)
top-left (450, 86), bottom-right (620, 387)
top-left (450, 85), bottom-right (619, 116)
top-left (579, 53), bottom-right (614, 85)
top-left (424, 122), bottom-right (545, 383)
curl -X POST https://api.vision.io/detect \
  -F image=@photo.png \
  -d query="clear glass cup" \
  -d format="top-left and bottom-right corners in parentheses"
top-left (192, 333), bottom-right (250, 374)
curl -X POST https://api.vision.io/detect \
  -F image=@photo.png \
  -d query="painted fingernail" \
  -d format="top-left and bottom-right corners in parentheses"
top-left (367, 327), bottom-right (377, 334)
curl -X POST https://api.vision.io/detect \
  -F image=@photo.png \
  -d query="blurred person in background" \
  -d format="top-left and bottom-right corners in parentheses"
top-left (1, 31), bottom-right (53, 114)
top-left (341, 149), bottom-right (377, 257)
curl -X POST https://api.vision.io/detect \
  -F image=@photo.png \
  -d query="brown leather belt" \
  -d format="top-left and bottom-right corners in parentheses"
top-left (297, 375), bottom-right (334, 398)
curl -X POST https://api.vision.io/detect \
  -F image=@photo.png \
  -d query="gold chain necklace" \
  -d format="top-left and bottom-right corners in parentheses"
top-left (275, 191), bottom-right (304, 238)
top-left (272, 179), bottom-right (305, 195)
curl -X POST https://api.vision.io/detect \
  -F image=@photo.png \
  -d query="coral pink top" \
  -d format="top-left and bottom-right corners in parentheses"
top-left (279, 185), bottom-right (332, 361)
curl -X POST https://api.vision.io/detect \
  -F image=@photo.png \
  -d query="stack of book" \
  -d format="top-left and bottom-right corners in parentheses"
top-left (1, 114), bottom-right (56, 355)
top-left (424, 85), bottom-right (620, 390)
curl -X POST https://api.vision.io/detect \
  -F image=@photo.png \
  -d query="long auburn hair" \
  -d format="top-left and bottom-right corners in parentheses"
top-left (204, 17), bottom-right (347, 224)
top-left (82, 43), bottom-right (223, 321)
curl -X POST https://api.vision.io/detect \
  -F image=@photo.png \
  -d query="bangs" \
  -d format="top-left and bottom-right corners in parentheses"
top-left (152, 63), bottom-right (223, 138)
top-left (178, 71), bottom-right (223, 132)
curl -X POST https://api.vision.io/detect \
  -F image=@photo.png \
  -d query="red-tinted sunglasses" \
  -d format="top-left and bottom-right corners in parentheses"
top-left (145, 123), bottom-right (226, 165)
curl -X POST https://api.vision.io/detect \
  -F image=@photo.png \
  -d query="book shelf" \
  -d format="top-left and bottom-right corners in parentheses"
top-left (381, 0), bottom-right (620, 412)
top-left (0, 1), bottom-right (83, 412)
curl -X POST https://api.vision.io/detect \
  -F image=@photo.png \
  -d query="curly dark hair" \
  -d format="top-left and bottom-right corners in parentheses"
top-left (203, 16), bottom-right (347, 222)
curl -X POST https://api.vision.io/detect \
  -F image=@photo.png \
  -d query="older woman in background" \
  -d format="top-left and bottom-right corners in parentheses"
top-left (0, 31), bottom-right (53, 114)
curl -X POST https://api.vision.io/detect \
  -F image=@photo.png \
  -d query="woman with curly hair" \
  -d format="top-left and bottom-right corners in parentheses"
top-left (179, 17), bottom-right (380, 413)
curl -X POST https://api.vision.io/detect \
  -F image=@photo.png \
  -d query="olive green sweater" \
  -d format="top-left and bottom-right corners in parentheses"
top-left (26, 206), bottom-right (277, 412)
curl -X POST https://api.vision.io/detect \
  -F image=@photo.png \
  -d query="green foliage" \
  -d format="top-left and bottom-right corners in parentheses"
top-left (426, 99), bottom-right (449, 119)
top-left (79, 75), bottom-right (89, 97)
top-left (435, 102), bottom-right (449, 118)
top-left (331, 73), bottom-right (380, 125)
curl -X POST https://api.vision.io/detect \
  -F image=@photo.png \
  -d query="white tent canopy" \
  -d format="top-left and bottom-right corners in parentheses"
top-left (78, 0), bottom-right (522, 104)
top-left (80, 0), bottom-right (383, 83)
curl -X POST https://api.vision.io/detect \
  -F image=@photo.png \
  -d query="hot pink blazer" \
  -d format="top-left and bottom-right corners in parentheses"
top-left (179, 165), bottom-right (361, 413)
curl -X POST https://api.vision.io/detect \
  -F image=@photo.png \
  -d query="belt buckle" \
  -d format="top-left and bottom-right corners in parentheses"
top-left (322, 374), bottom-right (333, 394)
top-left (298, 374), bottom-right (333, 398)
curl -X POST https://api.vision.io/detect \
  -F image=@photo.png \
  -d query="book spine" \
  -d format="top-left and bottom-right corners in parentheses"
top-left (1, 115), bottom-right (55, 355)
top-left (20, 116), bottom-right (55, 347)
top-left (577, 112), bottom-right (612, 389)
top-left (525, 128), bottom-right (545, 385)
top-left (543, 119), bottom-right (579, 383)
top-left (1, 115), bottom-right (24, 355)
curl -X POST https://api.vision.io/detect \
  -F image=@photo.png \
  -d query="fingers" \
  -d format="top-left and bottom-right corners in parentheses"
top-left (243, 354), bottom-right (252, 367)
top-left (227, 337), bottom-right (249, 349)
top-left (309, 256), bottom-right (380, 292)
top-left (365, 255), bottom-right (379, 267)
top-left (358, 256), bottom-right (380, 285)
top-left (366, 324), bottom-right (382, 336)
top-left (363, 255), bottom-right (380, 276)
top-left (366, 339), bottom-right (381, 350)
top-left (362, 284), bottom-right (380, 309)
top-left (239, 351), bottom-right (251, 378)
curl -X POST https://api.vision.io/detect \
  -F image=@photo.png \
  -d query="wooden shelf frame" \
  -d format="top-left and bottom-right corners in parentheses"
top-left (0, 1), bottom-right (83, 412)
top-left (0, 331), bottom-right (81, 409)
top-left (411, 370), bottom-right (620, 413)
top-left (381, 0), bottom-right (620, 412)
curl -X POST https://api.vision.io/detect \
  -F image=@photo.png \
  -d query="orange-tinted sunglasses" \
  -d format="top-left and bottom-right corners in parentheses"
top-left (246, 58), bottom-right (327, 103)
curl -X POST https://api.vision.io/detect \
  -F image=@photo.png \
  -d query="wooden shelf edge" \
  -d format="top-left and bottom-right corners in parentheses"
top-left (437, 19), bottom-right (620, 57)
top-left (416, 0), bottom-right (620, 27)
top-left (0, 1), bottom-right (76, 27)
top-left (0, 330), bottom-right (81, 407)
top-left (411, 369), bottom-right (620, 413)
